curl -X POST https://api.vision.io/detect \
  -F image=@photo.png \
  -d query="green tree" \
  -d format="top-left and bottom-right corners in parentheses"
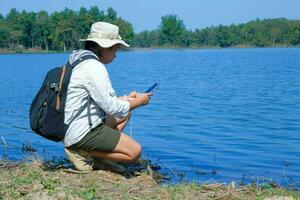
top-left (180, 29), bottom-right (193, 47)
top-left (0, 17), bottom-right (10, 48)
top-left (159, 14), bottom-right (186, 46)
top-left (5, 8), bottom-right (23, 48)
top-left (19, 11), bottom-right (37, 48)
top-left (89, 6), bottom-right (105, 22)
top-left (106, 7), bottom-right (117, 21)
top-left (33, 10), bottom-right (51, 50)
top-left (78, 7), bottom-right (93, 39)
top-left (133, 30), bottom-right (151, 47)
top-left (205, 27), bottom-right (217, 46)
top-left (240, 24), bottom-right (252, 46)
top-left (192, 28), bottom-right (206, 47)
top-left (215, 25), bottom-right (238, 47)
top-left (133, 30), bottom-right (160, 47)
top-left (50, 8), bottom-right (79, 51)
top-left (290, 20), bottom-right (300, 45)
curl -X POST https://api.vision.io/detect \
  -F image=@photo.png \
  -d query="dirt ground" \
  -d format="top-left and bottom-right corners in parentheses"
top-left (0, 159), bottom-right (299, 200)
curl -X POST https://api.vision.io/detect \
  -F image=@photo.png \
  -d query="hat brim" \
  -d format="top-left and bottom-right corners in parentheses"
top-left (80, 38), bottom-right (129, 48)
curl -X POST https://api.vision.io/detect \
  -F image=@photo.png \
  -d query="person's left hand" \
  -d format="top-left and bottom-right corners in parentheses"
top-left (118, 92), bottom-right (138, 101)
top-left (128, 91), bottom-right (138, 98)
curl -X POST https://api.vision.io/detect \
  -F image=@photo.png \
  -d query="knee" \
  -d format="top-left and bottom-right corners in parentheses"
top-left (121, 112), bottom-right (131, 122)
top-left (129, 143), bottom-right (142, 162)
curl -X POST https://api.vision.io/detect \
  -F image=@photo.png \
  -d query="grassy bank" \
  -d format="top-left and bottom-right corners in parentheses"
top-left (0, 159), bottom-right (299, 200)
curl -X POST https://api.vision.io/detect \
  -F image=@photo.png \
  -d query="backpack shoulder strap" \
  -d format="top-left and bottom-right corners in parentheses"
top-left (69, 54), bottom-right (99, 68)
top-left (65, 54), bottom-right (99, 127)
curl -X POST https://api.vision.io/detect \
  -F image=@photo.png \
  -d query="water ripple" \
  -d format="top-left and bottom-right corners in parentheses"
top-left (1, 49), bottom-right (300, 185)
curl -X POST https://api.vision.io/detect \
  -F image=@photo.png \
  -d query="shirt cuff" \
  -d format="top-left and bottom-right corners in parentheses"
top-left (118, 100), bottom-right (130, 117)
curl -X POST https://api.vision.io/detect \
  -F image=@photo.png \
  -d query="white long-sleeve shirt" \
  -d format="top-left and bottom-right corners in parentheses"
top-left (63, 50), bottom-right (130, 147)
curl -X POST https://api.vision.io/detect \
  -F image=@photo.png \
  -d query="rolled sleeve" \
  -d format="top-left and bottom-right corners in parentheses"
top-left (83, 60), bottom-right (130, 117)
top-left (115, 99), bottom-right (130, 117)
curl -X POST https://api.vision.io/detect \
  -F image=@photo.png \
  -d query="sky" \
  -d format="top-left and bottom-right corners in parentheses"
top-left (1, 0), bottom-right (300, 32)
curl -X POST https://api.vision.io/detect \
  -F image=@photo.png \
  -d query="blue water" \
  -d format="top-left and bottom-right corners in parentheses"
top-left (0, 48), bottom-right (299, 187)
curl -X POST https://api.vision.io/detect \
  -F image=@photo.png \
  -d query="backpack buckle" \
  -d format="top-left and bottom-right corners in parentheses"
top-left (50, 83), bottom-right (59, 92)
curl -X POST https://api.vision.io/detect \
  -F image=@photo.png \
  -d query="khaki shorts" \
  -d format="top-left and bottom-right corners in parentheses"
top-left (70, 122), bottom-right (121, 152)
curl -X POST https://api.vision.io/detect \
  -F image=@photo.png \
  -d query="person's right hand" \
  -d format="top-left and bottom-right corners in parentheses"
top-left (127, 91), bottom-right (151, 110)
top-left (136, 93), bottom-right (150, 106)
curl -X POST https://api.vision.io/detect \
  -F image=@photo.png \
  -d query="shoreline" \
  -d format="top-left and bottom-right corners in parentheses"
top-left (0, 159), bottom-right (299, 199)
top-left (0, 46), bottom-right (299, 54)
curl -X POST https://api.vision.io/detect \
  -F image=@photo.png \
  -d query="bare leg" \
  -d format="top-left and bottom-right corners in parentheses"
top-left (89, 132), bottom-right (141, 162)
top-left (88, 112), bottom-right (141, 163)
top-left (66, 113), bottom-right (139, 171)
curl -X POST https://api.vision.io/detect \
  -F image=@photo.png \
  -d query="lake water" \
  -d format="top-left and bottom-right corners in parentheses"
top-left (0, 48), bottom-right (299, 187)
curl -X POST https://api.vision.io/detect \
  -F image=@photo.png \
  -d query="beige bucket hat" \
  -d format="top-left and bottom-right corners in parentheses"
top-left (80, 22), bottom-right (129, 48)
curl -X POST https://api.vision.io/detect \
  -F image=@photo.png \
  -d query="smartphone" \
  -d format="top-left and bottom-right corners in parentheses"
top-left (145, 83), bottom-right (159, 94)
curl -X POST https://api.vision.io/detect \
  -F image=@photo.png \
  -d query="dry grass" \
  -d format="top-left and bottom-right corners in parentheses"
top-left (0, 159), bottom-right (299, 200)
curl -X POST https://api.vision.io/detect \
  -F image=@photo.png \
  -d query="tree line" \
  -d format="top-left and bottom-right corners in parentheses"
top-left (0, 6), bottom-right (300, 52)
top-left (0, 7), bottom-right (134, 51)
top-left (134, 16), bottom-right (300, 48)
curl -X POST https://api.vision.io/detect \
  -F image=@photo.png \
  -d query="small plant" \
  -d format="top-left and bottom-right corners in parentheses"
top-left (79, 187), bottom-right (97, 200)
top-left (42, 178), bottom-right (60, 192)
top-left (78, 180), bottom-right (99, 200)
top-left (13, 167), bottom-right (41, 186)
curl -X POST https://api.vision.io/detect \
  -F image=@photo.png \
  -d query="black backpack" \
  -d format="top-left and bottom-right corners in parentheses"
top-left (29, 54), bottom-right (98, 142)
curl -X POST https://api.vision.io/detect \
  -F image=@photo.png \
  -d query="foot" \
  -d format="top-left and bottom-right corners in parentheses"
top-left (64, 148), bottom-right (93, 172)
top-left (93, 157), bottom-right (126, 173)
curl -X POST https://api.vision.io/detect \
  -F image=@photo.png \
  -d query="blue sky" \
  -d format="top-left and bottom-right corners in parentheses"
top-left (1, 0), bottom-right (300, 32)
